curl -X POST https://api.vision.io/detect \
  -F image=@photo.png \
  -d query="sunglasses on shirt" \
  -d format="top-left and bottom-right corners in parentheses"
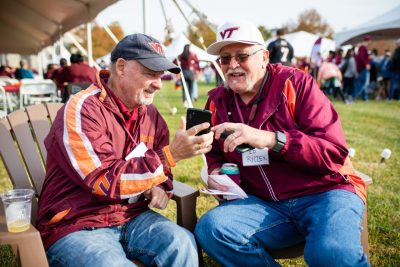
top-left (217, 48), bottom-right (264, 65)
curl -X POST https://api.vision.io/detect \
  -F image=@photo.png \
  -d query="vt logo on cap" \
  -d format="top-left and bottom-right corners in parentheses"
top-left (220, 27), bottom-right (240, 39)
top-left (149, 42), bottom-right (165, 55)
top-left (110, 33), bottom-right (180, 74)
top-left (207, 20), bottom-right (266, 55)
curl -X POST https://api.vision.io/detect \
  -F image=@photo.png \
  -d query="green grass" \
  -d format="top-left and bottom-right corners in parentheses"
top-left (1, 81), bottom-right (399, 266)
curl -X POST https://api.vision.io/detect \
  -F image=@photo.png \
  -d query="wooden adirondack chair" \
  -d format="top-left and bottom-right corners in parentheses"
top-left (0, 103), bottom-right (199, 267)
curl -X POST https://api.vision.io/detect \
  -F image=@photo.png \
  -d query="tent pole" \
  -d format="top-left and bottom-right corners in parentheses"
top-left (175, 58), bottom-right (193, 108)
top-left (171, 0), bottom-right (225, 81)
top-left (86, 21), bottom-right (93, 67)
top-left (66, 33), bottom-right (88, 56)
top-left (103, 24), bottom-right (119, 44)
top-left (142, 0), bottom-right (147, 34)
top-left (37, 50), bottom-right (44, 78)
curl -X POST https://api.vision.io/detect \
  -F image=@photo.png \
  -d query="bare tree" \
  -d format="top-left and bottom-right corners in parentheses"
top-left (285, 9), bottom-right (334, 38)
top-left (72, 22), bottom-right (125, 59)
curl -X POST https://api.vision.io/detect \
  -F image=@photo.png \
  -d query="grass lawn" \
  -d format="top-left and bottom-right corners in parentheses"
top-left (1, 80), bottom-right (399, 266)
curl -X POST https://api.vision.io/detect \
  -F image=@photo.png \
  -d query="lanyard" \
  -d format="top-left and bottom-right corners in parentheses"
top-left (233, 71), bottom-right (269, 124)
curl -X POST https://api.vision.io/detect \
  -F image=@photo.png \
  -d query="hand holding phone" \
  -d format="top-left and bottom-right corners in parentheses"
top-left (220, 131), bottom-right (254, 153)
top-left (186, 108), bottom-right (212, 136)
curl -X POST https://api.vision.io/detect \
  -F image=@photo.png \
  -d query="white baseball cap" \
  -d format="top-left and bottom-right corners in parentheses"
top-left (207, 20), bottom-right (265, 55)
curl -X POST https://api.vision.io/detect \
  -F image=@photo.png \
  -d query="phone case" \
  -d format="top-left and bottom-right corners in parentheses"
top-left (186, 108), bottom-right (212, 136)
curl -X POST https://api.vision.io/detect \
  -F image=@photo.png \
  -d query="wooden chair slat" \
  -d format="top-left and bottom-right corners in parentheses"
top-left (46, 103), bottom-right (63, 123)
top-left (0, 119), bottom-right (32, 190)
top-left (26, 104), bottom-right (51, 163)
top-left (7, 109), bottom-right (45, 195)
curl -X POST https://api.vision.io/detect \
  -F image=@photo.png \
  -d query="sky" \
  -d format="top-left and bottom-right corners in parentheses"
top-left (96, 0), bottom-right (399, 41)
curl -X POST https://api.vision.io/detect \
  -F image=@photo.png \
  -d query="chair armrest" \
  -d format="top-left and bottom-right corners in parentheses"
top-left (355, 170), bottom-right (373, 186)
top-left (0, 204), bottom-right (48, 267)
top-left (171, 181), bottom-right (200, 232)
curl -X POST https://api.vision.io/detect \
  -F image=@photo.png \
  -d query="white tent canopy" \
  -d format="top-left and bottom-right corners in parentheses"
top-left (266, 31), bottom-right (336, 58)
top-left (165, 33), bottom-right (216, 62)
top-left (0, 0), bottom-right (117, 55)
top-left (334, 5), bottom-right (400, 46)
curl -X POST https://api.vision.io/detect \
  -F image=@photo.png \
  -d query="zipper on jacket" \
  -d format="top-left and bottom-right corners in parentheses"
top-left (257, 166), bottom-right (279, 201)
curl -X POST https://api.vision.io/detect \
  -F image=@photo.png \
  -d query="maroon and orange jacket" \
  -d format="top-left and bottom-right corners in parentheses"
top-left (37, 72), bottom-right (173, 249)
top-left (206, 63), bottom-right (366, 203)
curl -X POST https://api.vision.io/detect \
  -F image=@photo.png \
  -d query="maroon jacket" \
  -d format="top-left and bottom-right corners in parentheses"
top-left (205, 64), bottom-right (358, 201)
top-left (356, 45), bottom-right (369, 72)
top-left (60, 63), bottom-right (97, 84)
top-left (37, 71), bottom-right (173, 249)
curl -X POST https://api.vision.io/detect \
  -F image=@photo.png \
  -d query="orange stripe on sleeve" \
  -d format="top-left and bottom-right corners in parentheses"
top-left (283, 79), bottom-right (296, 123)
top-left (64, 86), bottom-right (102, 179)
top-left (120, 174), bottom-right (167, 197)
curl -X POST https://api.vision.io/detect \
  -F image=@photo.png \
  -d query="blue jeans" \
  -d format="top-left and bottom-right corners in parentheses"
top-left (353, 69), bottom-right (370, 100)
top-left (388, 73), bottom-right (400, 100)
top-left (195, 190), bottom-right (370, 267)
top-left (46, 210), bottom-right (198, 267)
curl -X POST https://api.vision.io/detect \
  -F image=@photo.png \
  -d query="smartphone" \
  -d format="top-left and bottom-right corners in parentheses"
top-left (221, 131), bottom-right (254, 153)
top-left (186, 108), bottom-right (212, 136)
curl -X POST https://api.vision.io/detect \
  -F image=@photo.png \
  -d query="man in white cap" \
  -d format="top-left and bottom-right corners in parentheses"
top-left (195, 20), bottom-right (370, 266)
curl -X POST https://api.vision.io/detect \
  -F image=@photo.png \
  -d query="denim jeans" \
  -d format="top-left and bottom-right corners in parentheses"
top-left (353, 69), bottom-right (370, 100)
top-left (388, 73), bottom-right (400, 100)
top-left (195, 190), bottom-right (370, 267)
top-left (46, 210), bottom-right (198, 267)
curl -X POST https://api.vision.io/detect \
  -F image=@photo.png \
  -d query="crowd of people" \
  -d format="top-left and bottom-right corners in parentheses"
top-left (300, 36), bottom-right (400, 102)
top-left (0, 53), bottom-right (97, 103)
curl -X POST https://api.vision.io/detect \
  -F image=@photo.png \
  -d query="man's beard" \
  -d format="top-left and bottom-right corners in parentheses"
top-left (139, 86), bottom-right (157, 105)
top-left (223, 68), bottom-right (254, 91)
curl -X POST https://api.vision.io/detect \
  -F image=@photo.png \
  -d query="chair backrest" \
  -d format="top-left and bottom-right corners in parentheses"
top-left (0, 103), bottom-right (63, 223)
top-left (0, 76), bottom-right (19, 85)
top-left (0, 82), bottom-right (7, 117)
top-left (20, 79), bottom-right (57, 95)
top-left (62, 82), bottom-right (90, 103)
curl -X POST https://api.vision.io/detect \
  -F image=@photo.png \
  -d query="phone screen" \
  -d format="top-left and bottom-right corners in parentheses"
top-left (186, 108), bottom-right (212, 136)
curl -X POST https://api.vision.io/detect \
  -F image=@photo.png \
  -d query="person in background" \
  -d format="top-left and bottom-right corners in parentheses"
top-left (203, 63), bottom-right (214, 84)
top-left (353, 35), bottom-right (371, 101)
top-left (59, 53), bottom-right (97, 84)
top-left (195, 20), bottom-right (369, 267)
top-left (369, 48), bottom-right (380, 94)
top-left (334, 48), bottom-right (344, 65)
top-left (317, 60), bottom-right (346, 103)
top-left (176, 44), bottom-right (199, 107)
top-left (267, 28), bottom-right (294, 66)
top-left (37, 33), bottom-right (214, 267)
top-left (327, 50), bottom-right (336, 63)
top-left (388, 38), bottom-right (400, 100)
top-left (340, 48), bottom-right (358, 100)
top-left (376, 50), bottom-right (391, 100)
top-left (0, 65), bottom-right (14, 78)
top-left (14, 59), bottom-right (34, 80)
top-left (44, 63), bottom-right (57, 80)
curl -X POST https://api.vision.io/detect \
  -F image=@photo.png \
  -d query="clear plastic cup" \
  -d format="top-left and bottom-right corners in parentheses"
top-left (0, 189), bottom-right (34, 233)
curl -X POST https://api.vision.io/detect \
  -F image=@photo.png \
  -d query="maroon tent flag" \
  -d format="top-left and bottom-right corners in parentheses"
top-left (311, 37), bottom-right (322, 66)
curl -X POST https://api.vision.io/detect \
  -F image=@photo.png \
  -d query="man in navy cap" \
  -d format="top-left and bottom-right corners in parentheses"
top-left (37, 33), bottom-right (213, 267)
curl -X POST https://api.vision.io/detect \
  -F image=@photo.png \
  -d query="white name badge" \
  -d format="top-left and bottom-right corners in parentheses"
top-left (242, 148), bottom-right (269, 166)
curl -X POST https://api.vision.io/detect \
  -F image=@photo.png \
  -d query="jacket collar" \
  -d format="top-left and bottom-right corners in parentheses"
top-left (209, 64), bottom-right (295, 127)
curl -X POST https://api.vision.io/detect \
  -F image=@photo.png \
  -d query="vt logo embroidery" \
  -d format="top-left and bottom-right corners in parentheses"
top-left (149, 42), bottom-right (164, 55)
top-left (220, 27), bottom-right (240, 39)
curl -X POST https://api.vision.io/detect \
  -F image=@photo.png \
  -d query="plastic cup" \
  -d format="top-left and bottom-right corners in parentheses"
top-left (0, 189), bottom-right (34, 233)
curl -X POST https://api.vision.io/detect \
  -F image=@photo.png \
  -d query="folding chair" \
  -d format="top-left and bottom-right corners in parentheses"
top-left (19, 79), bottom-right (57, 109)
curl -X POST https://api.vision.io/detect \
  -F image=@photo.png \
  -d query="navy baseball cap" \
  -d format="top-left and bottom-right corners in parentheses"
top-left (110, 34), bottom-right (180, 74)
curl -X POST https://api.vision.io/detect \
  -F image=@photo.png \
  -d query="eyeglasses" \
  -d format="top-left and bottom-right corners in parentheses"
top-left (218, 48), bottom-right (264, 65)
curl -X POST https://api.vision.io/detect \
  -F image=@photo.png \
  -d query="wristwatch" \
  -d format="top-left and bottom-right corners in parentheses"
top-left (272, 131), bottom-right (286, 153)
